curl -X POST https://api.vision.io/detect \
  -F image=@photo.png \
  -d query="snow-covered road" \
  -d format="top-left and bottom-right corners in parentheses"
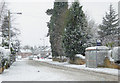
top-left (0, 59), bottom-right (118, 81)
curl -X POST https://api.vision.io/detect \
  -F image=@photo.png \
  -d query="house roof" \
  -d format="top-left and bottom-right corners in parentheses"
top-left (20, 49), bottom-right (32, 53)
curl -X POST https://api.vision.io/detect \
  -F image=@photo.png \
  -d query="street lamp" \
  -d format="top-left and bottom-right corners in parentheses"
top-left (8, 10), bottom-right (22, 49)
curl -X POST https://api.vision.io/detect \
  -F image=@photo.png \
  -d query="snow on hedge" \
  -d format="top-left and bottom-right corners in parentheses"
top-left (112, 47), bottom-right (120, 62)
top-left (75, 54), bottom-right (85, 59)
top-left (0, 47), bottom-right (4, 57)
top-left (0, 47), bottom-right (10, 59)
top-left (3, 49), bottom-right (10, 59)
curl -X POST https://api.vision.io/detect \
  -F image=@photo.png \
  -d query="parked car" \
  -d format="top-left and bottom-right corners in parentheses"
top-left (47, 55), bottom-right (52, 59)
top-left (29, 55), bottom-right (33, 60)
top-left (37, 54), bottom-right (41, 59)
top-left (17, 56), bottom-right (22, 60)
top-left (33, 55), bottom-right (37, 59)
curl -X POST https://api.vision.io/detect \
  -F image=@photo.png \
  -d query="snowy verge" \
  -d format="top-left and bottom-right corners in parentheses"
top-left (33, 58), bottom-right (119, 76)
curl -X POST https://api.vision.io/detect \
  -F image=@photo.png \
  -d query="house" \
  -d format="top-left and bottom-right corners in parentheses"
top-left (19, 49), bottom-right (32, 58)
top-left (40, 46), bottom-right (52, 58)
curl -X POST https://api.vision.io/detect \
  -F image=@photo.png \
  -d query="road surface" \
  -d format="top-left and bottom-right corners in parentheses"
top-left (0, 59), bottom-right (118, 81)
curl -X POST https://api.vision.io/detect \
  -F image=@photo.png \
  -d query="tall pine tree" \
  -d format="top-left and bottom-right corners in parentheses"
top-left (1, 15), bottom-right (20, 55)
top-left (1, 16), bottom-right (9, 48)
top-left (63, 1), bottom-right (88, 60)
top-left (46, 0), bottom-right (68, 59)
top-left (98, 4), bottom-right (119, 46)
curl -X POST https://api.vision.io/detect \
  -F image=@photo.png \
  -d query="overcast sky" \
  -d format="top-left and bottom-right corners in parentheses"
top-left (5, 0), bottom-right (119, 47)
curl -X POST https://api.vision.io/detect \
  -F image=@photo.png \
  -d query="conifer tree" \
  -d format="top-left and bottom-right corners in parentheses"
top-left (63, 1), bottom-right (88, 60)
top-left (46, 1), bottom-right (68, 59)
top-left (1, 16), bottom-right (9, 48)
top-left (98, 4), bottom-right (119, 39)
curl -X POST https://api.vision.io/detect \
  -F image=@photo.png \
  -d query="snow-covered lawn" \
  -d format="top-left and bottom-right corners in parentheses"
top-left (34, 58), bottom-right (119, 76)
